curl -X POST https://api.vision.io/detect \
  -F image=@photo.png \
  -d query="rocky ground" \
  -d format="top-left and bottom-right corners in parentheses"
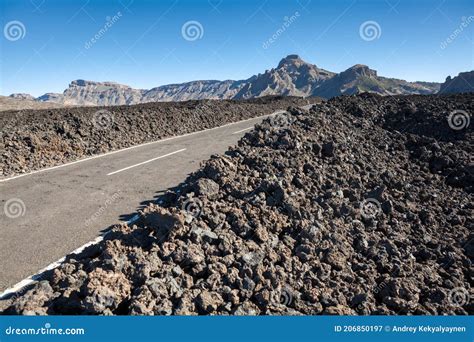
top-left (0, 96), bottom-right (313, 178)
top-left (1, 93), bottom-right (472, 315)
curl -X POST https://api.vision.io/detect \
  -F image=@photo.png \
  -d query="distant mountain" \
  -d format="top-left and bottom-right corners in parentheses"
top-left (0, 95), bottom-right (66, 112)
top-left (438, 71), bottom-right (474, 94)
top-left (233, 54), bottom-right (335, 99)
top-left (143, 80), bottom-right (245, 102)
top-left (37, 80), bottom-right (143, 106)
top-left (312, 64), bottom-right (440, 98)
top-left (5, 55), bottom-right (460, 110)
top-left (9, 93), bottom-right (36, 101)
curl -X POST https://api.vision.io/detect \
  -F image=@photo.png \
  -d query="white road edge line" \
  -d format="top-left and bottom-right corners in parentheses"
top-left (107, 148), bottom-right (186, 176)
top-left (0, 106), bottom-right (309, 299)
top-left (232, 127), bottom-right (253, 135)
top-left (0, 213), bottom-right (141, 300)
top-left (0, 109), bottom-right (286, 183)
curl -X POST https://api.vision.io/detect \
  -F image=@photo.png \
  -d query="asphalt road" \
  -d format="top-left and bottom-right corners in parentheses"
top-left (0, 108), bottom-right (311, 293)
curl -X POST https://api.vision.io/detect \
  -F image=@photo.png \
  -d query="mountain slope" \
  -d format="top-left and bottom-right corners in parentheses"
top-left (37, 80), bottom-right (145, 106)
top-left (143, 80), bottom-right (246, 102)
top-left (313, 64), bottom-right (439, 98)
top-left (5, 55), bottom-right (450, 109)
top-left (438, 71), bottom-right (474, 94)
top-left (234, 54), bottom-right (335, 99)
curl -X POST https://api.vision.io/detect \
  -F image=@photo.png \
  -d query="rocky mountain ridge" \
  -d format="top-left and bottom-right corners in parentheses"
top-left (439, 71), bottom-right (474, 95)
top-left (7, 55), bottom-right (466, 108)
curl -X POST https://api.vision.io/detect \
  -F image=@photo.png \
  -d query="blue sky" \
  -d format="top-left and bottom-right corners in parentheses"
top-left (1, 0), bottom-right (473, 96)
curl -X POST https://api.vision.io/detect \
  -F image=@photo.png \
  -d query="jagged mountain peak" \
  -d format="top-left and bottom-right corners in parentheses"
top-left (439, 70), bottom-right (474, 94)
top-left (343, 64), bottom-right (377, 77)
top-left (233, 55), bottom-right (336, 99)
top-left (277, 54), bottom-right (306, 68)
top-left (24, 54), bottom-right (446, 107)
top-left (348, 63), bottom-right (369, 69)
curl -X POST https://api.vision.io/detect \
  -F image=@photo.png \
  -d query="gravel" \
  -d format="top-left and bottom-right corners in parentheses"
top-left (1, 93), bottom-right (472, 315)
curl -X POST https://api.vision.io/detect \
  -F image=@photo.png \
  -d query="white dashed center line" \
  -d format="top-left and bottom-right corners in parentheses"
top-left (232, 126), bottom-right (254, 134)
top-left (107, 148), bottom-right (186, 176)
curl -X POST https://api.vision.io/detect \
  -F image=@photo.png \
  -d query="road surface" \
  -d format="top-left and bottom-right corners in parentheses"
top-left (0, 107), bottom-right (312, 293)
